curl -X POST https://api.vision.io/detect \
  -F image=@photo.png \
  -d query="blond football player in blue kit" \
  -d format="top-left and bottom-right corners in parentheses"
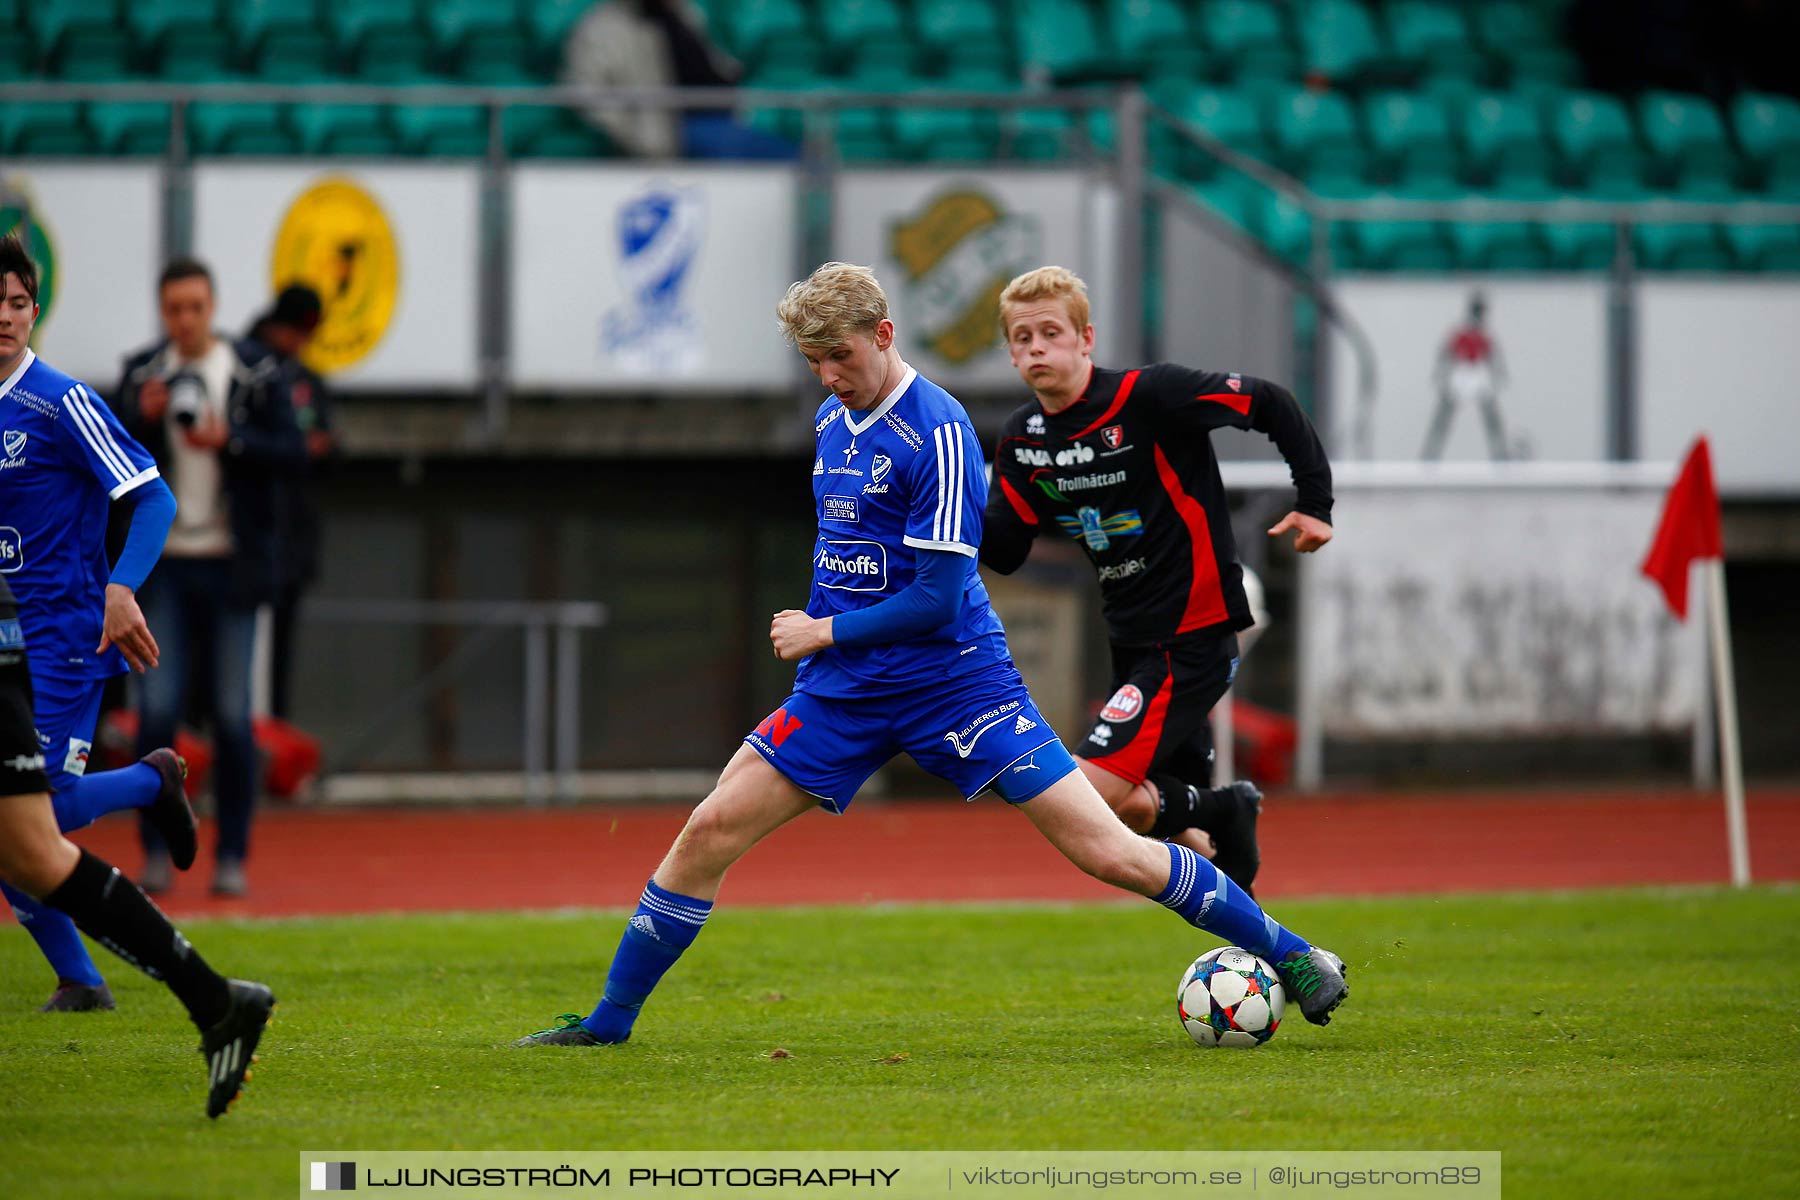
top-left (515, 264), bottom-right (1347, 1048)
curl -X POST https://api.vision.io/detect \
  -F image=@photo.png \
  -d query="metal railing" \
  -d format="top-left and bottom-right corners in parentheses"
top-left (303, 598), bottom-right (607, 804)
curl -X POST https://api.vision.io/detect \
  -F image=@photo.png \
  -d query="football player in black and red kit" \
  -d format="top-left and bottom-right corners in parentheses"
top-left (979, 266), bottom-right (1334, 892)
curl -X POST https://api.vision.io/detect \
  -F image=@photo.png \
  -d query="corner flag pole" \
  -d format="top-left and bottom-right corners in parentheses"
top-left (1704, 559), bottom-right (1752, 887)
top-left (1640, 436), bottom-right (1750, 887)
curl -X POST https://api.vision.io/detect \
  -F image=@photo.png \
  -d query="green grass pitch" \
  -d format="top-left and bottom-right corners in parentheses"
top-left (3, 887), bottom-right (1797, 1198)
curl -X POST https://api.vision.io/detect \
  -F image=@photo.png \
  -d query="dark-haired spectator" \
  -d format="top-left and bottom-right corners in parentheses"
top-left (246, 286), bottom-right (339, 722)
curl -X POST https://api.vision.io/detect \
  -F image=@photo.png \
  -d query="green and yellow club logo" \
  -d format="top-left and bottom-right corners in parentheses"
top-left (889, 189), bottom-right (1038, 366)
top-left (1, 178), bottom-right (58, 342)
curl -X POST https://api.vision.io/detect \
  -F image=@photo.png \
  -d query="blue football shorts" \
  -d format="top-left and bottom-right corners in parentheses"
top-left (28, 670), bottom-right (106, 792)
top-left (743, 667), bottom-right (1079, 813)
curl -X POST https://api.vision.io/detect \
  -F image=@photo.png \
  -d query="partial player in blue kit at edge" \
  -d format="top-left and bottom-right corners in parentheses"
top-left (516, 263), bottom-right (1348, 1048)
top-left (0, 233), bottom-right (200, 1012)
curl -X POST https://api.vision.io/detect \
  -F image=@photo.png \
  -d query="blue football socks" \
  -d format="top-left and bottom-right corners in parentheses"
top-left (3, 882), bottom-right (104, 988)
top-left (50, 763), bottom-right (161, 834)
top-left (1154, 843), bottom-right (1309, 963)
top-left (582, 880), bottom-right (713, 1043)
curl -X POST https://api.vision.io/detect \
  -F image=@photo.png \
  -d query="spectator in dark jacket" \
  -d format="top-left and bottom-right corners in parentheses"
top-left (246, 285), bottom-right (338, 723)
top-left (116, 258), bottom-right (306, 897)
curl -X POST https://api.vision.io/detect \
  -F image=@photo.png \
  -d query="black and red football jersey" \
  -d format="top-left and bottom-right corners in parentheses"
top-left (982, 363), bottom-right (1333, 646)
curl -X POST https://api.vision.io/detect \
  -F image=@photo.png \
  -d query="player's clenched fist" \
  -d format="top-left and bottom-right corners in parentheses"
top-left (770, 609), bottom-right (833, 661)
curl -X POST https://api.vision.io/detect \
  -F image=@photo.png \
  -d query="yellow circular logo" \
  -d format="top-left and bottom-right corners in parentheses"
top-left (270, 177), bottom-right (399, 373)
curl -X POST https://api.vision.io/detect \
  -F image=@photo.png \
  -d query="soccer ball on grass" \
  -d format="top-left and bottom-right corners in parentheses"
top-left (1177, 946), bottom-right (1285, 1048)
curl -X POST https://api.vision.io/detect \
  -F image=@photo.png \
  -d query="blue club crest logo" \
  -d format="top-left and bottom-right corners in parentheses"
top-left (3, 430), bottom-right (25, 459)
top-left (602, 185), bottom-right (704, 373)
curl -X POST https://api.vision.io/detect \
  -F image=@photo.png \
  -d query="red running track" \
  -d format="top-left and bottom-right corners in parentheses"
top-left (65, 787), bottom-right (1800, 919)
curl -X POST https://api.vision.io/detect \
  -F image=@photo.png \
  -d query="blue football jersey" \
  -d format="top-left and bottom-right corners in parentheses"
top-left (0, 349), bottom-right (160, 679)
top-left (797, 364), bottom-right (1012, 697)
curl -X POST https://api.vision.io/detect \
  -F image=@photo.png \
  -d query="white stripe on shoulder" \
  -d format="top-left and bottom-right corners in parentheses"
top-left (108, 464), bottom-right (161, 501)
top-left (951, 424), bottom-right (965, 544)
top-left (77, 386), bottom-right (143, 481)
top-left (62, 386), bottom-right (133, 483)
top-left (931, 424), bottom-right (949, 543)
top-left (902, 535), bottom-right (976, 558)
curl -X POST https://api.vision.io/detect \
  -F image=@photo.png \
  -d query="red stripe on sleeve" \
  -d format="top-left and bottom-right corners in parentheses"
top-left (1153, 444), bottom-right (1229, 633)
top-left (999, 476), bottom-right (1038, 526)
top-left (1070, 369), bottom-right (1142, 442)
top-left (1195, 391), bottom-right (1252, 415)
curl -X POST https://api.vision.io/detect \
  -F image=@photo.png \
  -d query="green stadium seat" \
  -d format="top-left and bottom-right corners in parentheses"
top-left (521, 0), bottom-right (592, 66)
top-left (508, 105), bottom-right (620, 159)
top-left (1015, 0), bottom-right (1109, 83)
top-left (844, 44), bottom-right (922, 88)
top-left (1385, 1), bottom-right (1485, 87)
top-left (1633, 222), bottom-right (1734, 272)
top-left (1638, 91), bottom-right (1738, 198)
top-left (1001, 107), bottom-right (1080, 161)
top-left (1268, 88), bottom-right (1366, 186)
top-left (1732, 92), bottom-right (1800, 193)
top-left (1461, 91), bottom-right (1553, 190)
top-left (250, 29), bottom-right (338, 82)
top-left (1546, 90), bottom-right (1646, 191)
top-left (1723, 223), bottom-right (1800, 272)
top-left (355, 28), bottom-right (439, 83)
top-left (1541, 221), bottom-right (1619, 270)
top-left (86, 100), bottom-right (172, 154)
top-left (834, 101), bottom-right (898, 161)
top-left (327, 0), bottom-right (416, 51)
top-left (1449, 220), bottom-right (1551, 270)
top-left (1364, 91), bottom-right (1457, 189)
top-left (1161, 85), bottom-right (1270, 179)
top-left (52, 27), bottom-right (133, 80)
top-left (1198, 0), bottom-right (1297, 86)
top-left (187, 101), bottom-right (298, 155)
top-left (745, 38), bottom-right (824, 86)
top-left (0, 101), bottom-right (94, 154)
top-left (28, 0), bottom-right (118, 55)
top-left (1295, 0), bottom-right (1384, 86)
top-left (227, 0), bottom-right (318, 52)
top-left (1472, 2), bottom-right (1553, 53)
top-left (451, 35), bottom-right (537, 84)
top-left (1346, 218), bottom-right (1456, 270)
top-left (392, 103), bottom-right (489, 156)
top-left (423, 0), bottom-right (515, 54)
top-left (893, 97), bottom-right (999, 162)
top-left (916, 0), bottom-right (1002, 53)
top-left (155, 28), bottom-right (237, 80)
top-left (290, 103), bottom-right (400, 156)
top-left (1, 32), bottom-right (39, 78)
top-left (1107, 0), bottom-right (1205, 84)
top-left (126, 0), bottom-right (216, 46)
top-left (1503, 46), bottom-right (1582, 97)
top-left (822, 0), bottom-right (906, 50)
top-left (1186, 175), bottom-right (1262, 235)
top-left (723, 0), bottom-right (809, 63)
top-left (1253, 189), bottom-right (1315, 266)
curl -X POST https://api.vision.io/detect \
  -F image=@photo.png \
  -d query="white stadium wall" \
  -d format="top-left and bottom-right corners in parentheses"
top-left (832, 168), bottom-right (1119, 392)
top-left (1299, 485), bottom-right (1705, 741)
top-left (1327, 275), bottom-right (1610, 464)
top-left (1638, 280), bottom-right (1800, 496)
top-left (510, 164), bottom-right (800, 391)
top-left (192, 165), bottom-right (481, 388)
top-left (2, 165), bottom-right (162, 390)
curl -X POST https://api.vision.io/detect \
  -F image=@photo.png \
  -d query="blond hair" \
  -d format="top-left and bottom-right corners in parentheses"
top-left (998, 265), bottom-right (1090, 332)
top-left (776, 262), bottom-right (889, 351)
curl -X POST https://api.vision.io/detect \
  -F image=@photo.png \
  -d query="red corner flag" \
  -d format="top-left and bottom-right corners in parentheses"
top-left (1641, 437), bottom-right (1722, 620)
